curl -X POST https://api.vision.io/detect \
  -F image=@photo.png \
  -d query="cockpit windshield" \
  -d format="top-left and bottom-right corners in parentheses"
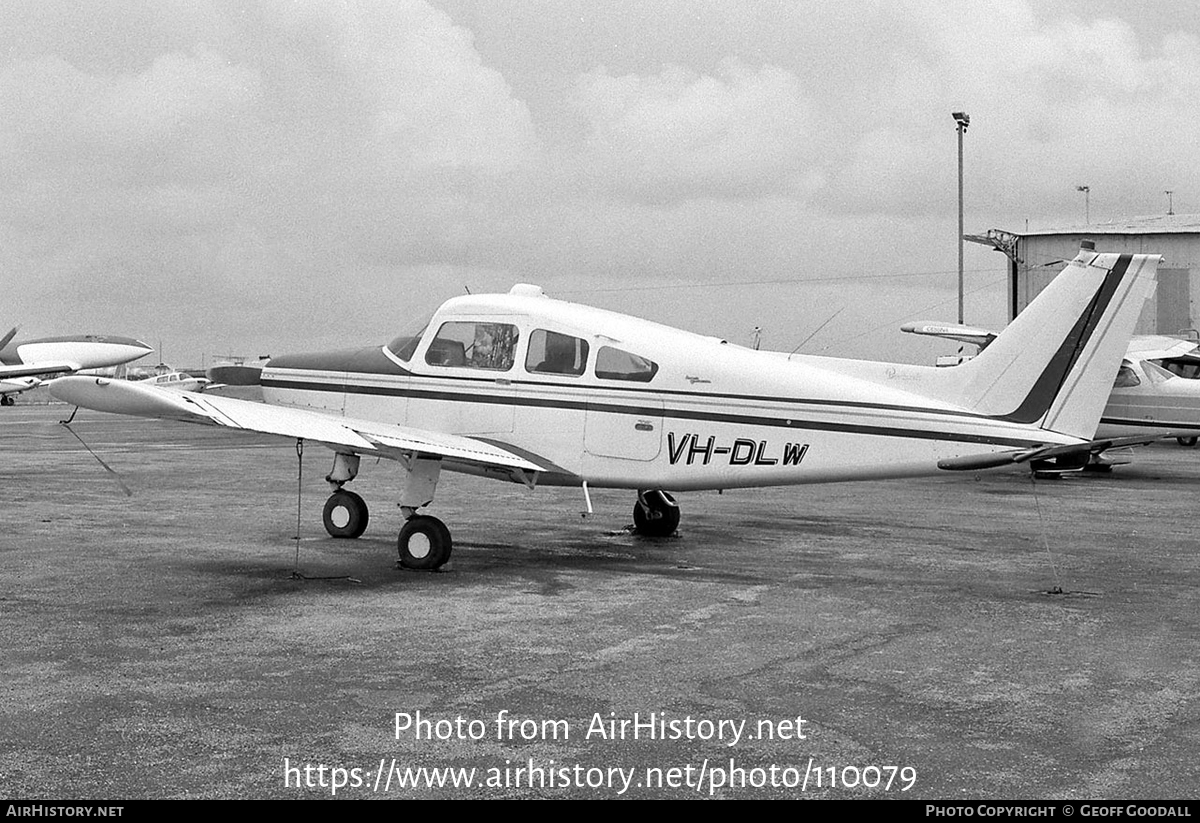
top-left (386, 315), bottom-right (431, 362)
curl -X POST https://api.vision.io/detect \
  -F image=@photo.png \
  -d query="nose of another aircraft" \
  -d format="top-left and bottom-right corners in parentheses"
top-left (90, 336), bottom-right (156, 367)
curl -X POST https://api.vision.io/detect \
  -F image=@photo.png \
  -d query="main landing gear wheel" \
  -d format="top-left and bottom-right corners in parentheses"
top-left (1178, 436), bottom-right (1198, 447)
top-left (398, 515), bottom-right (452, 571)
top-left (322, 490), bottom-right (369, 539)
top-left (632, 489), bottom-right (681, 537)
top-left (1, 395), bottom-right (13, 406)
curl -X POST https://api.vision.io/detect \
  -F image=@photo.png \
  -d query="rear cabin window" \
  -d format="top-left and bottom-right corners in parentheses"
top-left (425, 321), bottom-right (519, 371)
top-left (595, 346), bottom-right (658, 382)
top-left (526, 330), bottom-right (589, 376)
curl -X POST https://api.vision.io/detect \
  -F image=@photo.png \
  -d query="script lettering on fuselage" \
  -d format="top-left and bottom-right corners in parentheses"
top-left (666, 433), bottom-right (810, 467)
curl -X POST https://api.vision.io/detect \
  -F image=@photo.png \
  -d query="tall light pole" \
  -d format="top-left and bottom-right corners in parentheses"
top-left (953, 111), bottom-right (969, 324)
top-left (1076, 185), bottom-right (1090, 224)
top-left (1166, 190), bottom-right (1175, 215)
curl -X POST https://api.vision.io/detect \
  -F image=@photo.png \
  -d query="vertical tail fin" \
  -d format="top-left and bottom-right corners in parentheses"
top-left (944, 251), bottom-right (1158, 438)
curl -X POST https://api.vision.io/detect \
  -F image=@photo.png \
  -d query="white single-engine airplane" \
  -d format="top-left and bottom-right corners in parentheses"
top-left (0, 328), bottom-right (153, 406)
top-left (137, 369), bottom-right (213, 393)
top-left (902, 323), bottom-right (1200, 445)
top-left (51, 250), bottom-right (1157, 571)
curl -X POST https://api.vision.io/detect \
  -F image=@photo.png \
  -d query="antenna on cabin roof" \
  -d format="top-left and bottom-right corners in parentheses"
top-left (464, 285), bottom-right (472, 294)
top-left (788, 307), bottom-right (844, 360)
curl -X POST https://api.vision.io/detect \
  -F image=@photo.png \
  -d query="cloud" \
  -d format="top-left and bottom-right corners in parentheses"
top-left (0, 48), bottom-right (261, 185)
top-left (2, 0), bottom-right (1199, 363)
top-left (568, 58), bottom-right (822, 202)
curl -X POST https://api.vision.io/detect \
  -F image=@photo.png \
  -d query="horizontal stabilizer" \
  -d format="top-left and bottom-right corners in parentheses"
top-left (938, 434), bottom-right (1172, 472)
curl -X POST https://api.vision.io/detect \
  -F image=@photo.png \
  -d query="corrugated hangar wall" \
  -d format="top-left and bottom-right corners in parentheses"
top-left (1010, 226), bottom-right (1199, 336)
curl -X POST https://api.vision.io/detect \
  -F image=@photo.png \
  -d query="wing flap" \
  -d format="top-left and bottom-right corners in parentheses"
top-left (49, 376), bottom-right (542, 472)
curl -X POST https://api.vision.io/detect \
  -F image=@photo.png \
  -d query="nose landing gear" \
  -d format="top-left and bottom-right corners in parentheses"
top-left (397, 515), bottom-right (452, 570)
top-left (322, 489), bottom-right (369, 539)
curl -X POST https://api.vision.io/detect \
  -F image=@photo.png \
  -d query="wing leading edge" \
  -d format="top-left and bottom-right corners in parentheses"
top-left (49, 375), bottom-right (545, 475)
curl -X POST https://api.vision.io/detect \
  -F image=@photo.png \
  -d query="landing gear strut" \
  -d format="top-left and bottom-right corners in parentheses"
top-left (322, 453), bottom-right (369, 539)
top-left (318, 451), bottom-right (454, 570)
top-left (633, 489), bottom-right (680, 537)
top-left (396, 456), bottom-right (452, 571)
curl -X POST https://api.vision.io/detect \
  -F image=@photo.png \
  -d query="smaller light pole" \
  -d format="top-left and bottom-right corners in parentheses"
top-left (1166, 190), bottom-right (1175, 215)
top-left (953, 111), bottom-right (969, 324)
top-left (1076, 185), bottom-right (1090, 224)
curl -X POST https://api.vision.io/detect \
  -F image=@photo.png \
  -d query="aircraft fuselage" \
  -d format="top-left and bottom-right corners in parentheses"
top-left (260, 290), bottom-right (1074, 492)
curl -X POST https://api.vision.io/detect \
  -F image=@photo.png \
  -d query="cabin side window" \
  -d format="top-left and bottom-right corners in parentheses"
top-left (1162, 360), bottom-right (1200, 379)
top-left (595, 345), bottom-right (658, 382)
top-left (526, 329), bottom-right (589, 376)
top-left (425, 321), bottom-right (519, 371)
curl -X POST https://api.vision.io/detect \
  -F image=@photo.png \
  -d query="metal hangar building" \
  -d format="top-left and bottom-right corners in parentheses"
top-left (969, 214), bottom-right (1200, 337)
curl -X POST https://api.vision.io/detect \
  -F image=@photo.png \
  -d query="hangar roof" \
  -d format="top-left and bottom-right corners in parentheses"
top-left (1015, 213), bottom-right (1200, 236)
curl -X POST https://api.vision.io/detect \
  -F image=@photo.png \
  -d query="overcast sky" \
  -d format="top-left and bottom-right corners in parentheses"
top-left (3, 0), bottom-right (1198, 367)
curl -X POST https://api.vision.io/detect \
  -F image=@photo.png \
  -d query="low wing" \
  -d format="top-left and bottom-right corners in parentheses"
top-left (49, 375), bottom-right (545, 476)
top-left (938, 434), bottom-right (1172, 472)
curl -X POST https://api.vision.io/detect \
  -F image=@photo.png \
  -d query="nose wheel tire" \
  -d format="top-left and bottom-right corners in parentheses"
top-left (633, 489), bottom-right (680, 537)
top-left (398, 515), bottom-right (453, 571)
top-left (322, 490), bottom-right (369, 539)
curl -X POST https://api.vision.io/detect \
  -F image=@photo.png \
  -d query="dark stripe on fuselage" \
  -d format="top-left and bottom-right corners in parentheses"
top-left (260, 377), bottom-right (1046, 449)
top-left (999, 254), bottom-right (1131, 424)
top-left (261, 374), bottom-right (1001, 423)
top-left (267, 346), bottom-right (410, 376)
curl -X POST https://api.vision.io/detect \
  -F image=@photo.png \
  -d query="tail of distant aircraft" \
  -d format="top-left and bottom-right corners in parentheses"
top-left (935, 250), bottom-right (1158, 439)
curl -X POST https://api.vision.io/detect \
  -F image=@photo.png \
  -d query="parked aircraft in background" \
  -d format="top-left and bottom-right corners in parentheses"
top-left (52, 250), bottom-right (1157, 570)
top-left (206, 356), bottom-right (271, 387)
top-left (902, 324), bottom-right (1200, 447)
top-left (137, 370), bottom-right (213, 393)
top-left (0, 328), bottom-right (152, 406)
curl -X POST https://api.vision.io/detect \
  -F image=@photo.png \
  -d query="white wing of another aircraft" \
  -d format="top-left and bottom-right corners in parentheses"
top-left (52, 249), bottom-right (1158, 571)
top-left (0, 331), bottom-right (153, 406)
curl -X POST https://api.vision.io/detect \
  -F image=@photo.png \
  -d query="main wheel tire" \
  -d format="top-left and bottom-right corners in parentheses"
top-left (398, 515), bottom-right (452, 571)
top-left (632, 489), bottom-right (681, 537)
top-left (322, 490), bottom-right (369, 539)
top-left (1, 395), bottom-right (13, 406)
top-left (1178, 436), bottom-right (1198, 447)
